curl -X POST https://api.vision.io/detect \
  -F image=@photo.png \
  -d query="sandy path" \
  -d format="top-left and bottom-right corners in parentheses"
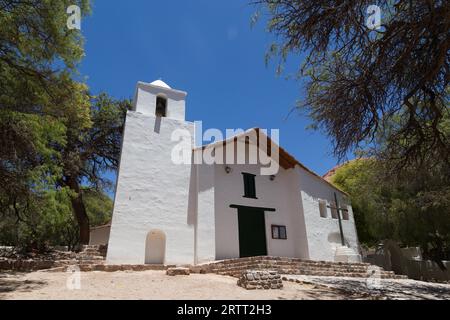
top-left (3, 271), bottom-right (447, 300)
top-left (0, 270), bottom-right (343, 300)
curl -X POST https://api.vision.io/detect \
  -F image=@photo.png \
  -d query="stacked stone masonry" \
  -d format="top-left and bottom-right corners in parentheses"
top-left (166, 267), bottom-right (191, 276)
top-left (0, 245), bottom-right (107, 272)
top-left (237, 270), bottom-right (283, 290)
top-left (196, 256), bottom-right (408, 279)
top-left (0, 251), bottom-right (408, 279)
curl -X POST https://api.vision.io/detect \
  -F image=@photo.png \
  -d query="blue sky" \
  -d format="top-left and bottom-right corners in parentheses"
top-left (79, 0), bottom-right (349, 185)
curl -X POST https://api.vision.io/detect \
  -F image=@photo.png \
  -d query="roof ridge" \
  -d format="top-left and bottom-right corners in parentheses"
top-left (192, 128), bottom-right (349, 196)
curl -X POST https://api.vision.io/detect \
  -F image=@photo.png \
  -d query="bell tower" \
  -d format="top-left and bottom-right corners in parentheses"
top-left (133, 80), bottom-right (187, 121)
top-left (107, 79), bottom-right (195, 266)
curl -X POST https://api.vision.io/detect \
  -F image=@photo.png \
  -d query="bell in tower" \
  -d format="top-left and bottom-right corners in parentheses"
top-left (132, 79), bottom-right (187, 121)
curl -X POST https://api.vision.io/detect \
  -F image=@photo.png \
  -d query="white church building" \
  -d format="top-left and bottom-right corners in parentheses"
top-left (105, 79), bottom-right (362, 266)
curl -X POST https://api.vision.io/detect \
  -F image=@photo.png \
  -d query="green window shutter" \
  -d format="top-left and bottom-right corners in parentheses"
top-left (242, 173), bottom-right (257, 199)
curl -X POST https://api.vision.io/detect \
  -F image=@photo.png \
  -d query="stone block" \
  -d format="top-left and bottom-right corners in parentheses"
top-left (92, 264), bottom-right (106, 272)
top-left (104, 265), bottom-right (121, 272)
top-left (237, 270), bottom-right (283, 290)
top-left (166, 267), bottom-right (190, 276)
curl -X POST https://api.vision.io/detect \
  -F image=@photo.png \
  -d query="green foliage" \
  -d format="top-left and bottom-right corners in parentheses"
top-left (0, 187), bottom-right (76, 250)
top-left (0, 0), bottom-right (92, 122)
top-left (64, 93), bottom-right (130, 191)
top-left (0, 187), bottom-right (113, 250)
top-left (0, 0), bottom-right (126, 249)
top-left (331, 159), bottom-right (381, 246)
top-left (83, 188), bottom-right (113, 227)
top-left (0, 0), bottom-right (92, 207)
top-left (331, 158), bottom-right (450, 260)
top-left (58, 94), bottom-right (129, 244)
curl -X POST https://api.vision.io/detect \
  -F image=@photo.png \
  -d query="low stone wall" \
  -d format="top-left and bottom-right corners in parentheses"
top-left (237, 270), bottom-right (283, 290)
top-left (0, 259), bottom-right (56, 272)
top-left (49, 264), bottom-right (170, 272)
top-left (166, 267), bottom-right (190, 276)
top-left (0, 245), bottom-right (106, 272)
top-left (404, 260), bottom-right (450, 282)
top-left (366, 251), bottom-right (450, 282)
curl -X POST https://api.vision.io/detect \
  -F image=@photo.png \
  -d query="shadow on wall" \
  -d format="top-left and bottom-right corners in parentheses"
top-left (328, 232), bottom-right (342, 245)
top-left (154, 116), bottom-right (161, 134)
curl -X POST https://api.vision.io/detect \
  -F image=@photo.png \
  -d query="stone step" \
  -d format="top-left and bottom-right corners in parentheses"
top-left (80, 245), bottom-right (103, 250)
top-left (76, 264), bottom-right (172, 272)
top-left (55, 259), bottom-right (105, 266)
top-left (211, 266), bottom-right (396, 276)
top-left (217, 270), bottom-right (403, 279)
top-left (211, 260), bottom-right (371, 269)
top-left (212, 257), bottom-right (370, 266)
top-left (209, 264), bottom-right (371, 273)
top-left (217, 269), bottom-right (379, 276)
top-left (201, 256), bottom-right (407, 280)
top-left (78, 245), bottom-right (107, 257)
top-left (214, 265), bottom-right (371, 273)
top-left (77, 255), bottom-right (106, 260)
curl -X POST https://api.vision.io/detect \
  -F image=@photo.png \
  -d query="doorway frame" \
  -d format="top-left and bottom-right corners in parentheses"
top-left (229, 205), bottom-right (276, 258)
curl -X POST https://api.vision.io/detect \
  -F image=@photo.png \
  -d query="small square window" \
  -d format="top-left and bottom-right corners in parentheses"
top-left (272, 225), bottom-right (287, 240)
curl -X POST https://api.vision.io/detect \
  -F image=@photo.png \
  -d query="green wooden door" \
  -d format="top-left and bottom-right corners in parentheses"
top-left (238, 208), bottom-right (267, 257)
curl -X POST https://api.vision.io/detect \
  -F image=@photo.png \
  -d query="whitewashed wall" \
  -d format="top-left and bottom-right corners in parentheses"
top-left (107, 111), bottom-right (195, 265)
top-left (297, 167), bottom-right (360, 262)
top-left (192, 161), bottom-right (216, 264)
top-left (212, 153), bottom-right (310, 261)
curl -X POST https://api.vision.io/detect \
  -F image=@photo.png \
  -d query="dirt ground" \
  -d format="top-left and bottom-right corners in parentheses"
top-left (1, 270), bottom-right (449, 300)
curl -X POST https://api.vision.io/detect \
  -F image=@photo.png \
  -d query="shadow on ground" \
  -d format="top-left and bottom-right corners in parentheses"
top-left (301, 276), bottom-right (450, 300)
top-left (0, 272), bottom-right (47, 298)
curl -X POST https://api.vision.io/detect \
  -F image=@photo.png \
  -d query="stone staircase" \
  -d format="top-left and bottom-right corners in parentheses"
top-left (51, 246), bottom-right (174, 272)
top-left (0, 245), bottom-right (108, 272)
top-left (195, 256), bottom-right (407, 279)
top-left (54, 245), bottom-right (107, 269)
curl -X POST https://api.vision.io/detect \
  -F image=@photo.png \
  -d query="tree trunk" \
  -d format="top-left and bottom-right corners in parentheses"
top-left (67, 177), bottom-right (90, 245)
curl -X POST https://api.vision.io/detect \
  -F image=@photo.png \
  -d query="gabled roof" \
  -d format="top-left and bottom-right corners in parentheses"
top-left (193, 128), bottom-right (348, 196)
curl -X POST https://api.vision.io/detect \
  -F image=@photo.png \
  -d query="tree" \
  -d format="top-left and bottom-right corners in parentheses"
top-left (58, 94), bottom-right (129, 244)
top-left (253, 0), bottom-right (449, 168)
top-left (330, 158), bottom-right (450, 263)
top-left (0, 186), bottom-right (114, 251)
top-left (83, 188), bottom-right (113, 227)
top-left (0, 0), bottom-right (91, 118)
top-left (1, 0), bottom-right (91, 202)
top-left (0, 1), bottom-right (126, 247)
top-left (329, 159), bottom-right (382, 246)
